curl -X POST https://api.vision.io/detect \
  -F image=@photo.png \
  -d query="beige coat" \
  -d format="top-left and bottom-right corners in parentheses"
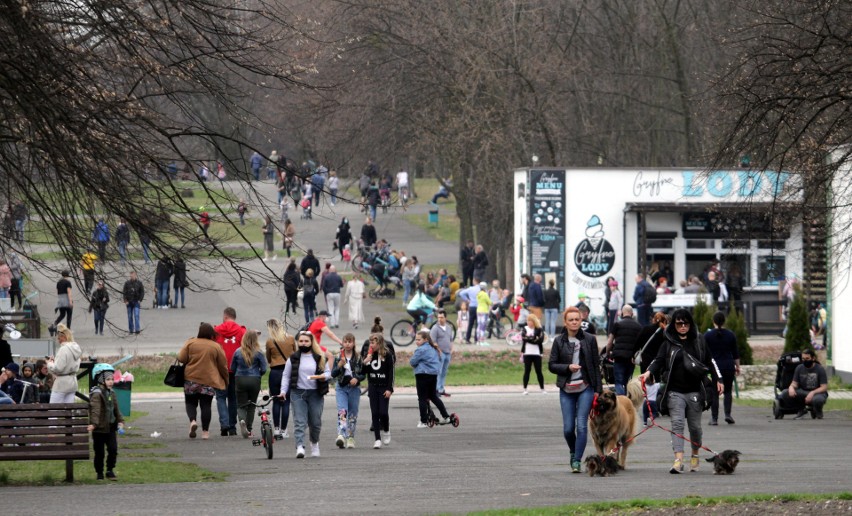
top-left (48, 340), bottom-right (82, 394)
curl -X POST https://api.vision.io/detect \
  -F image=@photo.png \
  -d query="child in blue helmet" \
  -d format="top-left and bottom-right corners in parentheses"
top-left (88, 363), bottom-right (124, 481)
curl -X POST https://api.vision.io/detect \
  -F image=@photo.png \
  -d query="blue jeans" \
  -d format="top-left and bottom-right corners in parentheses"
top-left (559, 386), bottom-right (594, 462)
top-left (335, 384), bottom-right (361, 438)
top-left (268, 368), bottom-right (290, 430)
top-left (369, 204), bottom-right (377, 221)
top-left (216, 372), bottom-right (237, 431)
top-left (126, 302), bottom-right (140, 332)
top-left (437, 352), bottom-right (452, 394)
top-left (403, 280), bottom-right (412, 304)
top-left (613, 360), bottom-right (633, 396)
top-left (173, 286), bottom-right (185, 308)
top-left (141, 241), bottom-right (151, 264)
top-left (14, 218), bottom-right (25, 241)
top-left (157, 280), bottom-right (170, 307)
top-left (544, 308), bottom-right (559, 336)
top-left (118, 241), bottom-right (127, 264)
top-left (291, 388), bottom-right (324, 447)
top-left (93, 309), bottom-right (106, 334)
top-left (252, 166), bottom-right (260, 181)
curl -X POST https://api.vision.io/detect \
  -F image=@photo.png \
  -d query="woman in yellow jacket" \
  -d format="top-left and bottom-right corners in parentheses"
top-left (475, 282), bottom-right (492, 345)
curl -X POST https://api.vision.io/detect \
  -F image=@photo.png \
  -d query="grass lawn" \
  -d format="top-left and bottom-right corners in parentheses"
top-left (469, 492), bottom-right (852, 516)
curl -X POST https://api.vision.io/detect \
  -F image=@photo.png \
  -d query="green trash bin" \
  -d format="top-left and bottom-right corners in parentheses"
top-left (114, 381), bottom-right (132, 417)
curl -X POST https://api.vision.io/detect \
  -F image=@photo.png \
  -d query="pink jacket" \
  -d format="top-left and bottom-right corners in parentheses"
top-left (0, 264), bottom-right (11, 290)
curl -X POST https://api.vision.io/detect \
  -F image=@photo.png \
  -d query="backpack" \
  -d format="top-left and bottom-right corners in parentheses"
top-left (643, 281), bottom-right (657, 305)
top-left (303, 280), bottom-right (315, 296)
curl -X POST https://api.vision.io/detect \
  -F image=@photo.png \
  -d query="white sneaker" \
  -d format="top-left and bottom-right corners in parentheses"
top-left (541, 389), bottom-right (548, 394)
top-left (336, 435), bottom-right (345, 448)
top-left (274, 427), bottom-right (281, 438)
top-left (523, 390), bottom-right (528, 395)
top-left (417, 422), bottom-right (429, 428)
top-left (310, 442), bottom-right (320, 457)
top-left (346, 437), bottom-right (355, 449)
top-left (381, 431), bottom-right (391, 445)
top-left (296, 445), bottom-right (305, 458)
top-left (282, 429), bottom-right (289, 438)
top-left (441, 416), bottom-right (452, 425)
top-left (239, 419), bottom-right (248, 438)
top-left (373, 440), bottom-right (382, 449)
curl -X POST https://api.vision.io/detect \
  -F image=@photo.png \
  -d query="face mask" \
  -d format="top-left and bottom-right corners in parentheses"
top-left (803, 360), bottom-right (814, 367)
top-left (299, 345), bottom-right (312, 354)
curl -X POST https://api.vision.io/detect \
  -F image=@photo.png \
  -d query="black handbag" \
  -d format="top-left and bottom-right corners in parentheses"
top-left (163, 359), bottom-right (185, 388)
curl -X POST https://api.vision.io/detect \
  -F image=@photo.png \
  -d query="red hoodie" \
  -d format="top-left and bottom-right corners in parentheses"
top-left (215, 320), bottom-right (246, 373)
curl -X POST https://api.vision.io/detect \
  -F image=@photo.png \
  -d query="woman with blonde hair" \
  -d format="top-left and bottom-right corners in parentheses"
top-left (232, 330), bottom-right (268, 438)
top-left (521, 313), bottom-right (546, 394)
top-left (280, 331), bottom-right (330, 458)
top-left (47, 324), bottom-right (82, 403)
top-left (362, 332), bottom-right (396, 448)
top-left (266, 319), bottom-right (296, 438)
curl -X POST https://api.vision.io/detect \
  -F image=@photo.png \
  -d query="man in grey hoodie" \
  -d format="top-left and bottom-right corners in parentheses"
top-left (430, 310), bottom-right (454, 397)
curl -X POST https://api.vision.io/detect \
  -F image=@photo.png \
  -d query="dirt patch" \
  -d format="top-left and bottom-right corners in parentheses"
top-left (638, 498), bottom-right (851, 515)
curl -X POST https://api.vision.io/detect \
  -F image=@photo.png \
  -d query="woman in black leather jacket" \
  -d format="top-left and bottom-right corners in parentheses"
top-left (548, 306), bottom-right (602, 474)
top-left (520, 314), bottom-right (546, 394)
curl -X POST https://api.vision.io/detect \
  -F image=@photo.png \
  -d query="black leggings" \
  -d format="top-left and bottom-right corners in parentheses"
top-left (185, 392), bottom-right (214, 431)
top-left (368, 384), bottom-right (390, 440)
top-left (92, 429), bottom-right (118, 475)
top-left (285, 289), bottom-right (298, 314)
top-left (710, 370), bottom-right (736, 419)
top-left (523, 355), bottom-right (544, 389)
top-left (54, 307), bottom-right (73, 328)
top-left (415, 374), bottom-right (449, 422)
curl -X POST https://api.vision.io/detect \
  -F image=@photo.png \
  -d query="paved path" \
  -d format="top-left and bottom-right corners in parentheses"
top-left (4, 394), bottom-right (850, 515)
top-left (21, 179), bottom-right (458, 356)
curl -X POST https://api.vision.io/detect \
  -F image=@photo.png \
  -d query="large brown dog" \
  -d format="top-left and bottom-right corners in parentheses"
top-left (588, 379), bottom-right (644, 469)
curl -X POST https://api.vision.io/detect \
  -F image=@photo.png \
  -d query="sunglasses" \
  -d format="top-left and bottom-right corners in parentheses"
top-left (675, 321), bottom-right (690, 327)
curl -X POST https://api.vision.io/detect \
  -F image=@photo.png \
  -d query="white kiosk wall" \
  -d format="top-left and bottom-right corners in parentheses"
top-left (829, 147), bottom-right (852, 380)
top-left (514, 167), bottom-right (803, 319)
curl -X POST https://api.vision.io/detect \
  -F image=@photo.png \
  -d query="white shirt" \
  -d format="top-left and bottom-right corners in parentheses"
top-left (396, 171), bottom-right (409, 187)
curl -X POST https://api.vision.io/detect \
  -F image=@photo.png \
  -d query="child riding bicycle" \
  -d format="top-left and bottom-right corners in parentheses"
top-left (407, 286), bottom-right (436, 329)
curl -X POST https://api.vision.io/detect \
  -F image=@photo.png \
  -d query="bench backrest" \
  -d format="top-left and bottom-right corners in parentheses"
top-left (0, 403), bottom-right (90, 461)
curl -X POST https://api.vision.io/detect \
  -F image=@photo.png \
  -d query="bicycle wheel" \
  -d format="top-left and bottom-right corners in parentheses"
top-left (498, 316), bottom-right (512, 337)
top-left (263, 424), bottom-right (274, 460)
top-left (390, 319), bottom-right (416, 347)
top-left (505, 329), bottom-right (522, 346)
top-left (429, 320), bottom-right (457, 341)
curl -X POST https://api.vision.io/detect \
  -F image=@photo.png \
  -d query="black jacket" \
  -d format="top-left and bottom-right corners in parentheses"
top-left (115, 224), bottom-right (130, 244)
top-left (173, 260), bottom-right (188, 288)
top-left (336, 222), bottom-right (352, 248)
top-left (548, 328), bottom-right (602, 394)
top-left (122, 279), bottom-right (144, 303)
top-left (543, 288), bottom-right (561, 310)
top-left (283, 269), bottom-right (301, 291)
top-left (360, 224), bottom-right (377, 247)
top-left (89, 287), bottom-right (109, 312)
top-left (520, 327), bottom-right (545, 355)
top-left (647, 323), bottom-right (720, 401)
top-left (331, 352), bottom-right (366, 387)
top-left (460, 246), bottom-right (475, 272)
top-left (609, 317), bottom-right (643, 362)
top-left (155, 259), bottom-right (173, 282)
top-left (300, 255), bottom-right (320, 277)
top-left (473, 250), bottom-right (488, 270)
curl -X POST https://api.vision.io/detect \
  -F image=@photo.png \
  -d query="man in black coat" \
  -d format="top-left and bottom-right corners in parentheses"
top-left (605, 305), bottom-right (643, 396)
top-left (300, 249), bottom-right (320, 282)
top-left (360, 217), bottom-right (377, 248)
top-left (460, 241), bottom-right (475, 287)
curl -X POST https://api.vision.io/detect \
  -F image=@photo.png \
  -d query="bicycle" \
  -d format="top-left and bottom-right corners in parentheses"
top-left (505, 327), bottom-right (551, 347)
top-left (486, 308), bottom-right (513, 339)
top-left (390, 311), bottom-right (456, 347)
top-left (247, 395), bottom-right (281, 459)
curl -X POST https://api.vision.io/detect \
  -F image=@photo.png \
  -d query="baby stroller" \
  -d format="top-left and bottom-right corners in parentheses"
top-left (772, 351), bottom-right (818, 419)
top-left (299, 197), bottom-right (312, 220)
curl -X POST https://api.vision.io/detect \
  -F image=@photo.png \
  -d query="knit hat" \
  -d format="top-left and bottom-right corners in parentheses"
top-left (21, 363), bottom-right (33, 374)
top-left (4, 362), bottom-right (19, 375)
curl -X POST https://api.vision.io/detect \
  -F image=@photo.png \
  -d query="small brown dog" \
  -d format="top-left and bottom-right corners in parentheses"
top-left (706, 450), bottom-right (741, 474)
top-left (585, 455), bottom-right (621, 477)
top-left (588, 380), bottom-right (644, 469)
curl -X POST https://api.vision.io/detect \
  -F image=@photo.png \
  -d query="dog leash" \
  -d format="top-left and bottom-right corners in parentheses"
top-left (639, 377), bottom-right (721, 457)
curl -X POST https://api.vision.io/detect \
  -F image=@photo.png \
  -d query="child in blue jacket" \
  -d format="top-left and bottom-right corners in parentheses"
top-left (411, 330), bottom-right (453, 427)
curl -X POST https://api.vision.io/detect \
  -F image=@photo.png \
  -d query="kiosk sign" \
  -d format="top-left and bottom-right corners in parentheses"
top-left (528, 170), bottom-right (566, 294)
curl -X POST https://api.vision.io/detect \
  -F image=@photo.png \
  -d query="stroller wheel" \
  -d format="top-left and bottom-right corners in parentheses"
top-left (773, 399), bottom-right (783, 419)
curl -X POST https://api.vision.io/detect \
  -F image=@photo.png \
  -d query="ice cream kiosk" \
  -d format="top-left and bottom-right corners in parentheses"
top-left (513, 168), bottom-right (806, 331)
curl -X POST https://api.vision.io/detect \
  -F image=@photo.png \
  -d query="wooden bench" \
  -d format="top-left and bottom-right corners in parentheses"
top-left (0, 403), bottom-right (90, 482)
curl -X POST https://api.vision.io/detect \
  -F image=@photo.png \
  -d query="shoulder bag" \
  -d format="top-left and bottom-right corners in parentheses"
top-left (163, 358), bottom-right (185, 388)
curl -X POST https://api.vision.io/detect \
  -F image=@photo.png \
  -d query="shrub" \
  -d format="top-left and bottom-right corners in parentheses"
top-left (784, 283), bottom-right (810, 353)
top-left (727, 304), bottom-right (753, 365)
top-left (692, 292), bottom-right (715, 333)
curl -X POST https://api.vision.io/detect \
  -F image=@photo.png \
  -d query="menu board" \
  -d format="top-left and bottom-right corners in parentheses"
top-left (528, 169), bottom-right (566, 298)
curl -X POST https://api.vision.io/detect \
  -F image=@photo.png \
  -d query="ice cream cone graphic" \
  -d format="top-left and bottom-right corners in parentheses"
top-left (585, 215), bottom-right (605, 248)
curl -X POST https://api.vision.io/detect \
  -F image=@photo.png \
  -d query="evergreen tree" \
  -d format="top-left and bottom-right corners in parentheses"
top-left (784, 284), bottom-right (810, 354)
top-left (727, 305), bottom-right (753, 365)
top-left (692, 292), bottom-right (715, 333)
